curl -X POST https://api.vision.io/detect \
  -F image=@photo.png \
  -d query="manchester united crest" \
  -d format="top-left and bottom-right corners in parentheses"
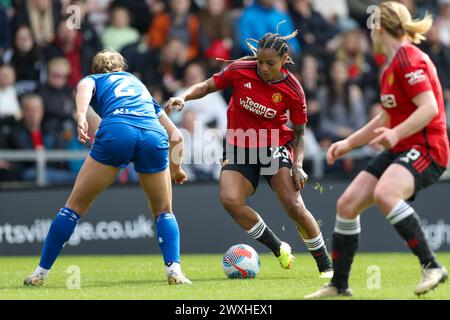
top-left (388, 73), bottom-right (395, 85)
top-left (272, 92), bottom-right (283, 103)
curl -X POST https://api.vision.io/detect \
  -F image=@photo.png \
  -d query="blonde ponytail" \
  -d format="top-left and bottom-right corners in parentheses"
top-left (380, 1), bottom-right (433, 44)
top-left (401, 13), bottom-right (433, 44)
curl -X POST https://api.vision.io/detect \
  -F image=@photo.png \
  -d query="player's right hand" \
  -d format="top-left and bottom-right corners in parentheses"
top-left (326, 140), bottom-right (352, 165)
top-left (77, 115), bottom-right (90, 144)
top-left (165, 97), bottom-right (185, 114)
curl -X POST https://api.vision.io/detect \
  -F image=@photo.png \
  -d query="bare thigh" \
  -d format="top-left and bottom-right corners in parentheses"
top-left (373, 164), bottom-right (415, 214)
top-left (337, 171), bottom-right (378, 219)
top-left (219, 170), bottom-right (254, 206)
top-left (219, 170), bottom-right (260, 229)
top-left (138, 168), bottom-right (172, 219)
top-left (65, 155), bottom-right (120, 216)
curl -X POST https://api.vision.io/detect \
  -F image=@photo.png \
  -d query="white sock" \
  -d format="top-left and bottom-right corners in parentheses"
top-left (303, 233), bottom-right (325, 251)
top-left (246, 219), bottom-right (266, 239)
top-left (334, 215), bottom-right (361, 235)
top-left (386, 200), bottom-right (415, 225)
top-left (33, 266), bottom-right (50, 278)
top-left (165, 262), bottom-right (181, 277)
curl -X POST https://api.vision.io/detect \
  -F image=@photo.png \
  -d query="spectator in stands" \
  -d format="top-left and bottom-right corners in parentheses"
top-left (101, 5), bottom-right (139, 52)
top-left (13, 0), bottom-right (62, 49)
top-left (436, 0), bottom-right (450, 47)
top-left (310, 0), bottom-right (358, 31)
top-left (37, 57), bottom-right (76, 138)
top-left (173, 62), bottom-right (228, 135)
top-left (147, 0), bottom-right (201, 61)
top-left (237, 0), bottom-right (300, 58)
top-left (179, 110), bottom-right (222, 181)
top-left (157, 37), bottom-right (189, 100)
top-left (83, 0), bottom-right (113, 34)
top-left (334, 28), bottom-right (379, 105)
top-left (44, 19), bottom-right (84, 88)
top-left (2, 25), bottom-right (43, 95)
top-left (317, 60), bottom-right (366, 148)
top-left (120, 33), bottom-right (160, 87)
top-left (10, 94), bottom-right (75, 183)
top-left (198, 0), bottom-right (232, 58)
top-left (69, 0), bottom-right (103, 76)
top-left (420, 23), bottom-right (450, 107)
top-left (111, 0), bottom-right (152, 34)
top-left (299, 55), bottom-right (321, 139)
top-left (347, 0), bottom-right (381, 28)
top-left (288, 0), bottom-right (338, 58)
top-left (0, 112), bottom-right (18, 181)
top-left (0, 64), bottom-right (21, 120)
top-left (0, 4), bottom-right (10, 55)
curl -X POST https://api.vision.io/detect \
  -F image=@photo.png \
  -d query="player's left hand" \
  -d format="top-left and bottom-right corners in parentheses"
top-left (292, 165), bottom-right (308, 191)
top-left (170, 167), bottom-right (188, 185)
top-left (369, 127), bottom-right (399, 149)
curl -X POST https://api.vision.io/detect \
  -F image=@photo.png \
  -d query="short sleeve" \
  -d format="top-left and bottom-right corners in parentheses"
top-left (289, 100), bottom-right (308, 125)
top-left (288, 84), bottom-right (308, 125)
top-left (396, 51), bottom-right (433, 101)
top-left (77, 76), bottom-right (96, 91)
top-left (213, 64), bottom-right (234, 90)
top-left (152, 98), bottom-right (164, 118)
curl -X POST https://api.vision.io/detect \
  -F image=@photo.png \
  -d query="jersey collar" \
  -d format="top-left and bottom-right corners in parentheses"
top-left (256, 67), bottom-right (289, 85)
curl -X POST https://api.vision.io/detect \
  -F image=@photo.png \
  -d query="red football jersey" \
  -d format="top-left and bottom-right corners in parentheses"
top-left (213, 60), bottom-right (307, 148)
top-left (380, 43), bottom-right (449, 167)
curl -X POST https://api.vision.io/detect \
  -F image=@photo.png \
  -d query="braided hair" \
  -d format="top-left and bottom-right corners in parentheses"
top-left (218, 29), bottom-right (299, 65)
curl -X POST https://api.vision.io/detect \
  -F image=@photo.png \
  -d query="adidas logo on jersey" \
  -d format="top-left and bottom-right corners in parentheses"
top-left (244, 82), bottom-right (252, 89)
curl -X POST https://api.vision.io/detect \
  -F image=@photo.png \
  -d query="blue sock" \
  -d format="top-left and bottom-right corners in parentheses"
top-left (39, 207), bottom-right (80, 270)
top-left (156, 212), bottom-right (180, 265)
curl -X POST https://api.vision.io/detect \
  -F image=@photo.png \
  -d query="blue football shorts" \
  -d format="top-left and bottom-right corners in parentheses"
top-left (90, 122), bottom-right (169, 174)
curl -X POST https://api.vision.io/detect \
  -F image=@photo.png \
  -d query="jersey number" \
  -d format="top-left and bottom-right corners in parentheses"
top-left (110, 75), bottom-right (135, 97)
top-left (400, 148), bottom-right (421, 163)
top-left (270, 146), bottom-right (290, 160)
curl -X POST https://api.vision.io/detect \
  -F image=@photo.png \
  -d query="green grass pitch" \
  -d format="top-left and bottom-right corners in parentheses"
top-left (1, 253), bottom-right (449, 300)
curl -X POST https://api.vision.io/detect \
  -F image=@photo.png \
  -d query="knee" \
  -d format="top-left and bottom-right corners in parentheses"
top-left (281, 196), bottom-right (308, 221)
top-left (220, 192), bottom-right (244, 214)
top-left (337, 193), bottom-right (356, 219)
top-left (373, 184), bottom-right (389, 208)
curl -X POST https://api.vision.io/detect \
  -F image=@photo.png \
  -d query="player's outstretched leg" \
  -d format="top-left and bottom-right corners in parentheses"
top-left (156, 212), bottom-right (191, 285)
top-left (305, 171), bottom-right (377, 298)
top-left (271, 168), bottom-right (332, 276)
top-left (24, 207), bottom-right (80, 286)
top-left (247, 219), bottom-right (295, 269)
top-left (220, 170), bottom-right (294, 269)
top-left (139, 170), bottom-right (191, 285)
top-left (386, 201), bottom-right (447, 295)
top-left (24, 156), bottom-right (119, 286)
top-left (374, 164), bottom-right (448, 296)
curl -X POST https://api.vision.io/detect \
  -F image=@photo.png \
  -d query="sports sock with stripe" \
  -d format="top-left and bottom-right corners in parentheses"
top-left (331, 215), bottom-right (361, 290)
top-left (247, 219), bottom-right (282, 256)
top-left (387, 200), bottom-right (439, 268)
top-left (302, 233), bottom-right (333, 273)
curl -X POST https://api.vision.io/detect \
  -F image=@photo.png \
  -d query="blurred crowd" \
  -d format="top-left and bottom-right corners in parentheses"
top-left (1, 0), bottom-right (450, 185)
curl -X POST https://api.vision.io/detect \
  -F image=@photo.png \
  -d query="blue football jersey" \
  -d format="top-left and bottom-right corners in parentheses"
top-left (79, 72), bottom-right (164, 129)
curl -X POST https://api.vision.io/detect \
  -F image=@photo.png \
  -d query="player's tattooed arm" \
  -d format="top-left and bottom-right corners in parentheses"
top-left (292, 124), bottom-right (308, 190)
